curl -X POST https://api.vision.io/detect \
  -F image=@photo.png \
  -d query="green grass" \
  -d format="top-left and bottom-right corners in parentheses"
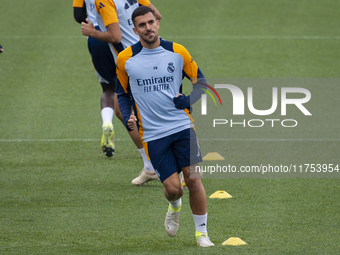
top-left (1, 0), bottom-right (340, 254)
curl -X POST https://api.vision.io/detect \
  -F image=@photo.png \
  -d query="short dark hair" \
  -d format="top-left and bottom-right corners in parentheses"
top-left (131, 6), bottom-right (156, 25)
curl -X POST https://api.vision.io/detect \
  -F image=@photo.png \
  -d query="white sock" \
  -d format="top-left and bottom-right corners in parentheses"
top-left (101, 107), bottom-right (114, 127)
top-left (193, 213), bottom-right (208, 233)
top-left (169, 198), bottom-right (181, 211)
top-left (138, 148), bottom-right (154, 173)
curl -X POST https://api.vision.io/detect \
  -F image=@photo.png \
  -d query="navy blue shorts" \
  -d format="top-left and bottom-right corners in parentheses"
top-left (146, 128), bottom-right (202, 182)
top-left (87, 26), bottom-right (116, 84)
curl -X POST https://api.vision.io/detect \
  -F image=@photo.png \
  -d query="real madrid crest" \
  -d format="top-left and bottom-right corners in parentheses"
top-left (167, 62), bottom-right (175, 73)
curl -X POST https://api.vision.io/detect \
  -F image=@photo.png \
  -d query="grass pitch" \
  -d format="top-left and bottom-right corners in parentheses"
top-left (1, 0), bottom-right (340, 254)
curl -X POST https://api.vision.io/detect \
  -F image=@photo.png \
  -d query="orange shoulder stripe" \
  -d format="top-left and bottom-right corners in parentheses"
top-left (172, 42), bottom-right (199, 83)
top-left (95, 0), bottom-right (119, 26)
top-left (138, 0), bottom-right (151, 6)
top-left (116, 47), bottom-right (133, 93)
top-left (73, 0), bottom-right (84, 8)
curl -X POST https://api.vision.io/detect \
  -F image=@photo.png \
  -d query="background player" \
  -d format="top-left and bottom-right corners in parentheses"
top-left (73, 0), bottom-right (117, 157)
top-left (79, 0), bottom-right (162, 185)
top-left (116, 6), bottom-right (214, 247)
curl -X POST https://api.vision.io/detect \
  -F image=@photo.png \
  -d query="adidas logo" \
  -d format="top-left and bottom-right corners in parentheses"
top-left (98, 2), bottom-right (105, 9)
top-left (198, 223), bottom-right (206, 227)
top-left (124, 0), bottom-right (138, 10)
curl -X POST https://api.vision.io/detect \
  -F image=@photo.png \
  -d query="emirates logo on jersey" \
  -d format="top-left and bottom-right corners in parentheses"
top-left (167, 62), bottom-right (175, 73)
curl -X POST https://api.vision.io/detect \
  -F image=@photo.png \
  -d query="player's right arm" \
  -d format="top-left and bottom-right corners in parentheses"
top-left (116, 47), bottom-right (135, 131)
top-left (81, 19), bottom-right (122, 43)
top-left (127, 115), bottom-right (137, 130)
top-left (81, 0), bottom-right (122, 44)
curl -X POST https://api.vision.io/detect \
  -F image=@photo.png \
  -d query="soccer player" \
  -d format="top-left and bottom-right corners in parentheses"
top-left (73, 0), bottom-right (117, 157)
top-left (0, 45), bottom-right (3, 53)
top-left (75, 0), bottom-right (161, 185)
top-left (116, 6), bottom-right (214, 247)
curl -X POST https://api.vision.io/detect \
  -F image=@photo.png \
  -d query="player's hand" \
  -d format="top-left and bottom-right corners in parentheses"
top-left (173, 93), bottom-right (190, 109)
top-left (81, 18), bottom-right (95, 37)
top-left (127, 115), bottom-right (137, 130)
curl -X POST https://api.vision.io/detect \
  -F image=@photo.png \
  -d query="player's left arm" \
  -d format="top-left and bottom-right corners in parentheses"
top-left (73, 0), bottom-right (87, 24)
top-left (147, 3), bottom-right (162, 20)
top-left (138, 0), bottom-right (162, 20)
top-left (173, 45), bottom-right (207, 109)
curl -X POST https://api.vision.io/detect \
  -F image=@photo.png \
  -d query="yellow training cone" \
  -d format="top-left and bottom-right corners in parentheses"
top-left (209, 190), bottom-right (232, 199)
top-left (202, 152), bottom-right (225, 161)
top-left (222, 237), bottom-right (247, 246)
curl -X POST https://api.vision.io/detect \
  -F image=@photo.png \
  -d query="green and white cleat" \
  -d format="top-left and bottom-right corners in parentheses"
top-left (164, 203), bottom-right (181, 237)
top-left (196, 231), bottom-right (214, 247)
top-left (101, 121), bottom-right (114, 157)
top-left (131, 169), bottom-right (159, 186)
